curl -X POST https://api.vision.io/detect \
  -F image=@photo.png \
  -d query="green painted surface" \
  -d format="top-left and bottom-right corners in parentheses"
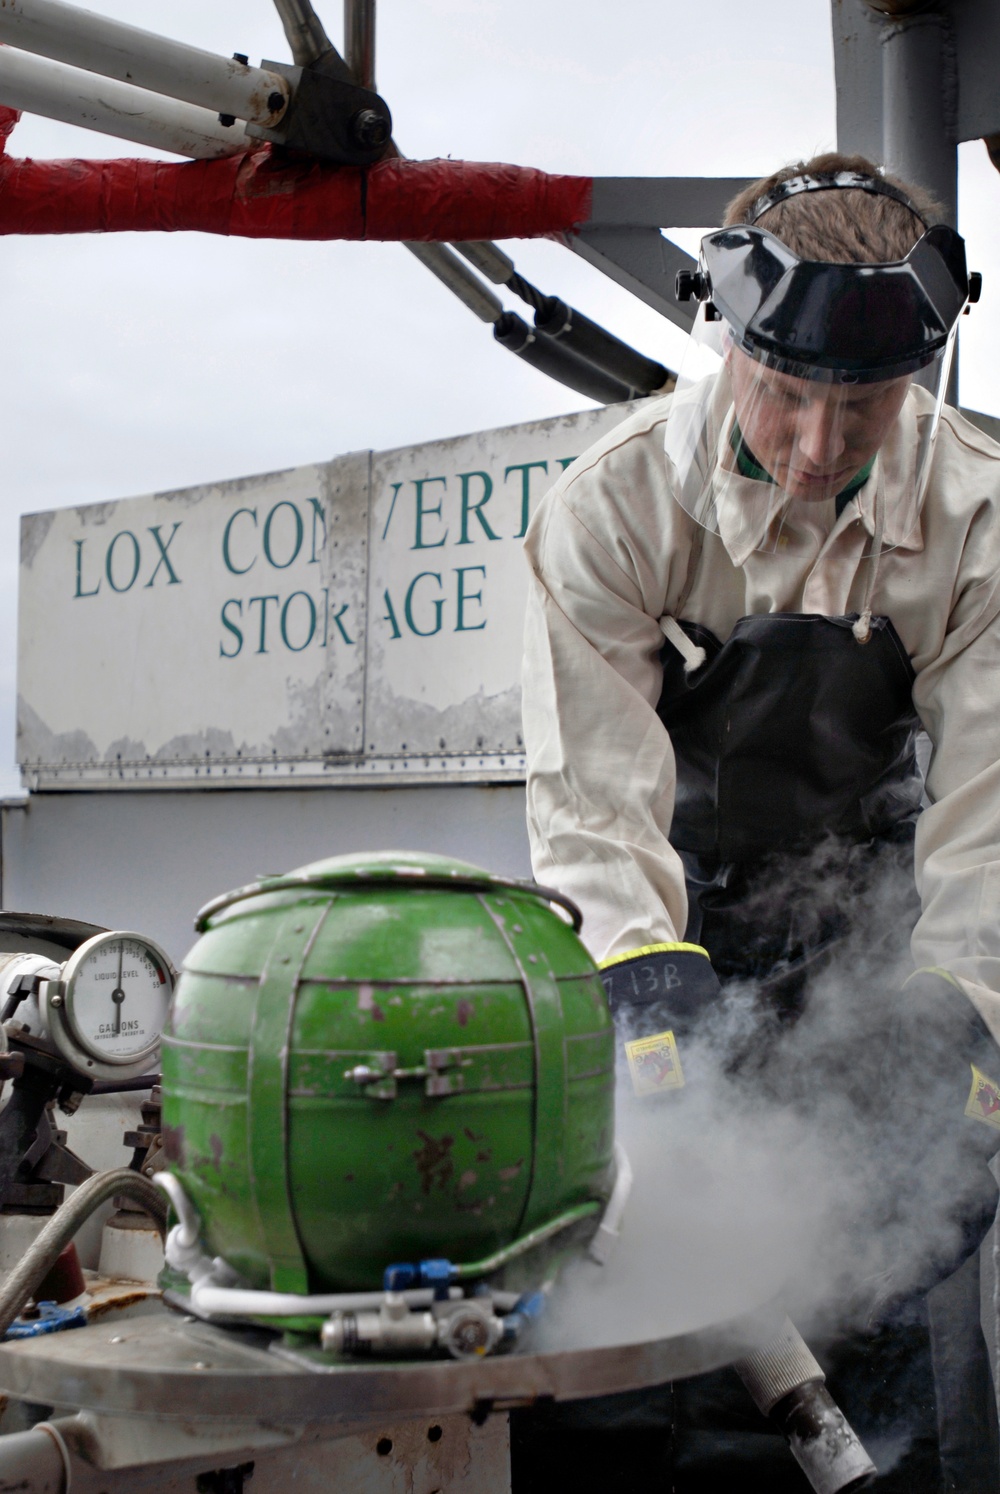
top-left (162, 853), bottom-right (615, 1291)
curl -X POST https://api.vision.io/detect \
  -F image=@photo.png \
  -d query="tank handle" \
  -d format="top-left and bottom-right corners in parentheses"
top-left (194, 871), bottom-right (584, 934)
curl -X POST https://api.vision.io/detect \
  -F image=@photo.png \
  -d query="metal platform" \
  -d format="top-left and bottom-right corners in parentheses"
top-left (0, 1295), bottom-right (785, 1425)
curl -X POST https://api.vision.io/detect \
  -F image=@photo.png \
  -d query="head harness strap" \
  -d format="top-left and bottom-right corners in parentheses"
top-left (746, 171), bottom-right (929, 229)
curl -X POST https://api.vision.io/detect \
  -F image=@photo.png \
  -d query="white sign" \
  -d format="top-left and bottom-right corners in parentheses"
top-left (18, 404), bottom-right (635, 789)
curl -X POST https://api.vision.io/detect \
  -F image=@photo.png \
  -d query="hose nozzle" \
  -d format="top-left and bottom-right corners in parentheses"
top-left (734, 1318), bottom-right (876, 1494)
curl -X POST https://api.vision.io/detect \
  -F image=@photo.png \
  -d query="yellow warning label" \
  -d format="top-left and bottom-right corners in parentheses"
top-left (624, 1029), bottom-right (685, 1098)
top-left (965, 1064), bottom-right (1000, 1130)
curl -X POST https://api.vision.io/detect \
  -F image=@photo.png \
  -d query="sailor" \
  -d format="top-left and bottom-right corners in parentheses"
top-left (517, 153), bottom-right (1000, 1491)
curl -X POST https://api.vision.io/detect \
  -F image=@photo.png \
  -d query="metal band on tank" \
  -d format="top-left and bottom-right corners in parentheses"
top-left (246, 901), bottom-right (331, 1294)
top-left (479, 893), bottom-right (570, 1239)
top-left (196, 872), bottom-right (583, 934)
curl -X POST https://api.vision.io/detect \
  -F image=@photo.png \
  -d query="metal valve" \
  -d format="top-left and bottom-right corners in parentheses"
top-left (320, 1293), bottom-right (504, 1360)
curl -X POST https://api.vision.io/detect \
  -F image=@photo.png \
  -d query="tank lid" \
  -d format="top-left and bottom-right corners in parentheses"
top-left (194, 849), bottom-right (582, 933)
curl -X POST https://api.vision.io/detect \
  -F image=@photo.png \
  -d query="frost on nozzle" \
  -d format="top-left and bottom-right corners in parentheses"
top-left (542, 836), bottom-right (998, 1357)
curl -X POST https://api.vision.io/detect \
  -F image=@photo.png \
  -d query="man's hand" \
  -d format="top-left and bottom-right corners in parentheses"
top-left (599, 942), bottom-right (721, 1030)
top-left (869, 968), bottom-right (1000, 1301)
top-left (599, 943), bottom-right (722, 1098)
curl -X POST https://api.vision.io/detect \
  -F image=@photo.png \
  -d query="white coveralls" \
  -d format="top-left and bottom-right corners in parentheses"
top-left (522, 384), bottom-right (1000, 1041)
top-left (518, 378), bottom-right (1000, 1494)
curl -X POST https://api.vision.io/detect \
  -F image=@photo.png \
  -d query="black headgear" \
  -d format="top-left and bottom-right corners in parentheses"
top-left (677, 172), bottom-right (979, 383)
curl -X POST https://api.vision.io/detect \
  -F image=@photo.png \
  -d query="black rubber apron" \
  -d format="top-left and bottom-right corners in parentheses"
top-left (657, 611), bottom-right (922, 998)
top-left (512, 615), bottom-right (958, 1494)
top-left (651, 611), bottom-right (960, 1494)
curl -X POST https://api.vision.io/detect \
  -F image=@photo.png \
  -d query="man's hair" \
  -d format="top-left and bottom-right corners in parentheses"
top-left (724, 151), bottom-right (943, 264)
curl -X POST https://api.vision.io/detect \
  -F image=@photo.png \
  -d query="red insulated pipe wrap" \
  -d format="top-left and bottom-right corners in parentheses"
top-left (0, 115), bottom-right (594, 241)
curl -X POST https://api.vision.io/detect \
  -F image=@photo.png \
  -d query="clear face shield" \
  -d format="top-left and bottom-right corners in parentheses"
top-left (664, 210), bottom-right (973, 558)
top-left (664, 314), bottom-right (956, 557)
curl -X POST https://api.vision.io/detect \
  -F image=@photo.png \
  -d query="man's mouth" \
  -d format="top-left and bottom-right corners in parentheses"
top-left (790, 466), bottom-right (853, 488)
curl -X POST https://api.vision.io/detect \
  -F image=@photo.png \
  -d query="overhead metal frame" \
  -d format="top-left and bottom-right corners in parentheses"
top-left (567, 177), bottom-right (754, 331)
top-left (832, 0), bottom-right (1000, 400)
top-left (271, 0), bottom-right (335, 69)
top-left (1, 0), bottom-right (999, 405)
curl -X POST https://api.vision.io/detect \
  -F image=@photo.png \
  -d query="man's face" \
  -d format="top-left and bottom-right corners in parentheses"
top-left (727, 348), bottom-right (911, 503)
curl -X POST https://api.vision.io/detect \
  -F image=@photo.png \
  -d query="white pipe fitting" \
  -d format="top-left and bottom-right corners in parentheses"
top-left (0, 0), bottom-right (289, 127)
top-left (0, 47), bottom-right (247, 158)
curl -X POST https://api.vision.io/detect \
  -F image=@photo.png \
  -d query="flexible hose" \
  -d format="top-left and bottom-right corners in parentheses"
top-left (158, 1172), bottom-right (602, 1319)
top-left (453, 1199), bottom-right (601, 1278)
top-left (533, 297), bottom-right (670, 394)
top-left (0, 1167), bottom-right (166, 1338)
top-left (493, 311), bottom-right (634, 405)
top-left (192, 1283), bottom-right (463, 1317)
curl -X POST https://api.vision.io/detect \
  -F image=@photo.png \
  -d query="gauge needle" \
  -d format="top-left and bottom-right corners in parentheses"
top-left (112, 941), bottom-right (125, 1036)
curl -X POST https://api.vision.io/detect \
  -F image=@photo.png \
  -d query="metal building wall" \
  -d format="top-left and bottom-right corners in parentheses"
top-left (0, 783), bottom-right (531, 968)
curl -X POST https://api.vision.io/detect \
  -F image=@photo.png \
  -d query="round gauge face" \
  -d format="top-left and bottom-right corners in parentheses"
top-left (61, 932), bottom-right (174, 1066)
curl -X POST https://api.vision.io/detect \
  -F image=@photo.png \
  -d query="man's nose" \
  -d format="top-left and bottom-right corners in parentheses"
top-left (795, 401), bottom-right (847, 467)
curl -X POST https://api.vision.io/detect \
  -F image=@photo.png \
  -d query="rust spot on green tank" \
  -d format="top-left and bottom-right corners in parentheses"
top-left (458, 1169), bottom-right (477, 1191)
top-left (476, 1149), bottom-right (492, 1164)
top-left (499, 1161), bottom-right (523, 1182)
top-left (161, 1124), bottom-right (185, 1163)
top-left (209, 1133), bottom-right (224, 1170)
top-left (413, 1131), bottom-right (454, 1195)
top-left (456, 999), bottom-right (473, 1027)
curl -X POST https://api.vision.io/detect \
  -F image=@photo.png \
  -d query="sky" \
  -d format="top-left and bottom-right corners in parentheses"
top-left (4, 0), bottom-right (1000, 795)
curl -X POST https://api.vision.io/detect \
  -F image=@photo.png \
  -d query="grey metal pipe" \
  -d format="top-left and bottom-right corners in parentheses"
top-left (344, 0), bottom-right (376, 90)
top-left (454, 241), bottom-right (517, 286)
top-left (0, 0), bottom-right (289, 128)
top-left (337, 12), bottom-right (649, 406)
top-left (0, 47), bottom-right (247, 158)
top-left (881, 11), bottom-right (957, 226)
top-left (404, 241), bottom-right (503, 323)
top-left (332, 16), bottom-right (509, 336)
top-left (0, 1425), bottom-right (67, 1494)
top-left (272, 0), bottom-right (334, 67)
top-left (880, 7), bottom-right (958, 400)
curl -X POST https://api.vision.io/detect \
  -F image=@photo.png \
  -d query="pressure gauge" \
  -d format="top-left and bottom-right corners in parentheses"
top-left (38, 931), bottom-right (175, 1081)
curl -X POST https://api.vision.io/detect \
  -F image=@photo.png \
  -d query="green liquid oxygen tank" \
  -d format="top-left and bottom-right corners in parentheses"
top-left (161, 852), bottom-right (615, 1293)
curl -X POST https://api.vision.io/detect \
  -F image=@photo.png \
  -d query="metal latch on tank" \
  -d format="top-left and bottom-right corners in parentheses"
top-left (344, 1049), bottom-right (472, 1100)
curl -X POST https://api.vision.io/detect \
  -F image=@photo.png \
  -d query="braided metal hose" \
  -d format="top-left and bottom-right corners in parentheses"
top-left (0, 1168), bottom-right (166, 1338)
